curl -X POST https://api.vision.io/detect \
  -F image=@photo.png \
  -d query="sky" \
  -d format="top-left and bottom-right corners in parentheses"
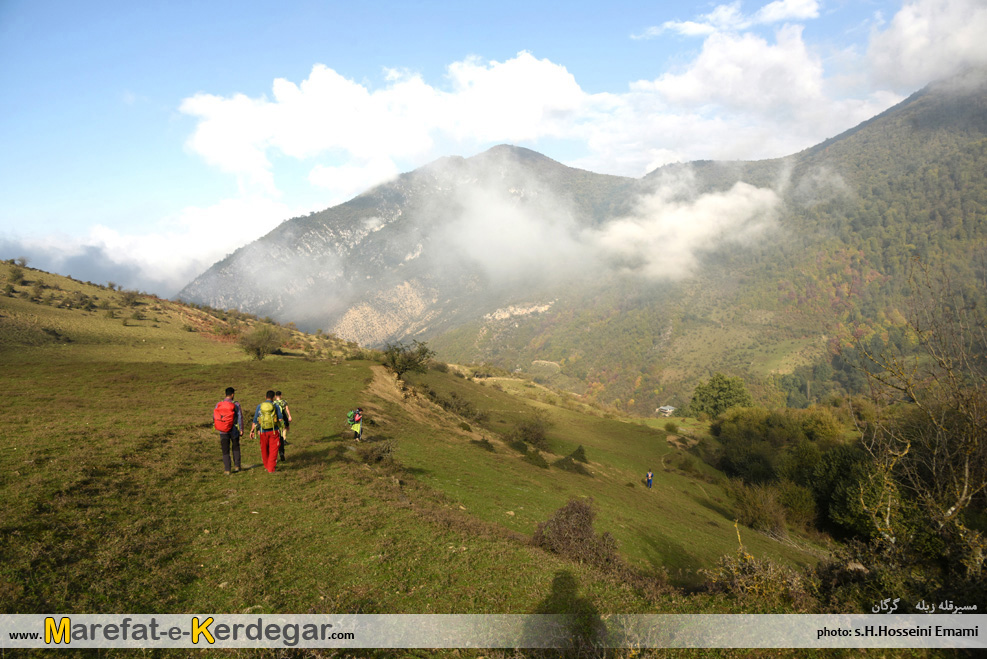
top-left (2, 0), bottom-right (987, 297)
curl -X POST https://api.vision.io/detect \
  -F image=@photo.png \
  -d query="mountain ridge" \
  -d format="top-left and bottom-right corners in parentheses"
top-left (179, 69), bottom-right (987, 413)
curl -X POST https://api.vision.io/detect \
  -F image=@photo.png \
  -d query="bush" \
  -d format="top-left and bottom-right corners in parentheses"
top-left (688, 372), bottom-right (754, 418)
top-left (469, 438), bottom-right (495, 452)
top-left (569, 445), bottom-right (589, 463)
top-left (238, 324), bottom-right (286, 360)
top-left (777, 480), bottom-right (817, 530)
top-left (532, 499), bottom-right (619, 569)
top-left (702, 545), bottom-right (818, 611)
top-left (664, 421), bottom-right (679, 433)
top-left (8, 265), bottom-right (25, 285)
top-left (119, 290), bottom-right (140, 307)
top-left (382, 340), bottom-right (435, 378)
top-left (554, 455), bottom-right (591, 475)
top-left (732, 482), bottom-right (787, 537)
top-left (357, 440), bottom-right (393, 465)
top-left (508, 438), bottom-right (528, 454)
top-left (507, 415), bottom-right (550, 451)
top-left (523, 450), bottom-right (549, 469)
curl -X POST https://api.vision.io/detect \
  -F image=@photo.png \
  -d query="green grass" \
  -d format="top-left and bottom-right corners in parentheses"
top-left (0, 269), bottom-right (830, 633)
top-left (399, 370), bottom-right (824, 587)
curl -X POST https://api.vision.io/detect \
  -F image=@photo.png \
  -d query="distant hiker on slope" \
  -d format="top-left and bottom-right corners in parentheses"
top-left (348, 407), bottom-right (363, 442)
top-left (250, 390), bottom-right (284, 473)
top-left (213, 386), bottom-right (243, 475)
top-left (646, 470), bottom-right (653, 489)
top-left (274, 391), bottom-right (292, 462)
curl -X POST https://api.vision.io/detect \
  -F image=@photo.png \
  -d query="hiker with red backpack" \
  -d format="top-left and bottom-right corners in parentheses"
top-left (250, 390), bottom-right (284, 473)
top-left (213, 387), bottom-right (243, 475)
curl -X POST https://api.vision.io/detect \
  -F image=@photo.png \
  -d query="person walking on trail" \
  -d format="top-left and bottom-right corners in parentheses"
top-left (646, 470), bottom-right (654, 489)
top-left (213, 386), bottom-right (243, 475)
top-left (250, 390), bottom-right (284, 473)
top-left (274, 391), bottom-right (292, 462)
top-left (348, 407), bottom-right (363, 442)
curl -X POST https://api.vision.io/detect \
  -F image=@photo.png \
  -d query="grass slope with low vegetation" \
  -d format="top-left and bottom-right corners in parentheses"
top-left (1, 265), bottom-right (963, 657)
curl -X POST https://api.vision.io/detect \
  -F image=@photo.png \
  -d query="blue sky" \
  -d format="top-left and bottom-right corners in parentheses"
top-left (2, 0), bottom-right (986, 296)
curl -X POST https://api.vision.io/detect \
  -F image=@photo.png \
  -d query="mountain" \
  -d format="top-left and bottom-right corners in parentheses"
top-left (179, 69), bottom-right (987, 414)
top-left (179, 145), bottom-right (643, 343)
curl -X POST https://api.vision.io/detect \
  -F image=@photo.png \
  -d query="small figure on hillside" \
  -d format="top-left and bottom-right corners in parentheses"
top-left (347, 407), bottom-right (363, 442)
top-left (250, 390), bottom-right (284, 473)
top-left (274, 391), bottom-right (292, 462)
top-left (646, 470), bottom-right (653, 489)
top-left (213, 386), bottom-right (243, 475)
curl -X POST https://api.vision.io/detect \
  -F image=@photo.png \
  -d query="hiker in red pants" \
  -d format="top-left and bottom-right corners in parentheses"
top-left (249, 390), bottom-right (283, 473)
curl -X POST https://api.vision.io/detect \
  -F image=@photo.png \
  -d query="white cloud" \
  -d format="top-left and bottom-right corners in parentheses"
top-left (754, 0), bottom-right (820, 24)
top-left (308, 157), bottom-right (401, 205)
top-left (637, 0), bottom-right (820, 38)
top-left (180, 53), bottom-right (597, 199)
top-left (179, 30), bottom-right (902, 194)
top-left (640, 25), bottom-right (825, 113)
top-left (3, 196), bottom-right (298, 297)
top-left (868, 0), bottom-right (987, 90)
top-left (590, 170), bottom-right (781, 279)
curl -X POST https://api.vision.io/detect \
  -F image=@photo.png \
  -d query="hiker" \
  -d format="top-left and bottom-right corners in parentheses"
top-left (646, 470), bottom-right (653, 489)
top-left (249, 390), bottom-right (284, 473)
top-left (347, 407), bottom-right (363, 441)
top-left (274, 391), bottom-right (292, 462)
top-left (213, 386), bottom-right (243, 475)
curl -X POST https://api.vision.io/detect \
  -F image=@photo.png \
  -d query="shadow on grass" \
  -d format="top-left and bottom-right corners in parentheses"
top-left (523, 570), bottom-right (609, 652)
top-left (637, 529), bottom-right (704, 588)
top-left (696, 495), bottom-right (734, 521)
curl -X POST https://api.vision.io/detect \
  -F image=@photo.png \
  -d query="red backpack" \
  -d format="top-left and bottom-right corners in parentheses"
top-left (213, 400), bottom-right (236, 432)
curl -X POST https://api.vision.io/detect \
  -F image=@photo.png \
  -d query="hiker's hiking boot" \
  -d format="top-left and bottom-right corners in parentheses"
top-left (224, 470), bottom-right (231, 476)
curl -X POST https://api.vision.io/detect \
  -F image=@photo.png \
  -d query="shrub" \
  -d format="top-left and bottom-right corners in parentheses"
top-left (732, 482), bottom-right (787, 537)
top-left (238, 324), bottom-right (286, 360)
top-left (532, 499), bottom-right (619, 569)
top-left (523, 450), bottom-right (549, 469)
top-left (119, 290), bottom-right (140, 307)
top-left (507, 415), bottom-right (550, 451)
top-left (553, 455), bottom-right (591, 475)
top-left (469, 438), bottom-right (495, 452)
top-left (382, 340), bottom-right (435, 378)
top-left (508, 438), bottom-right (528, 454)
top-left (664, 421), bottom-right (679, 433)
top-left (569, 445), bottom-right (588, 463)
top-left (357, 440), bottom-right (393, 465)
top-left (797, 405), bottom-right (845, 445)
top-left (702, 544), bottom-right (818, 611)
top-left (8, 265), bottom-right (25, 285)
top-left (777, 480), bottom-right (817, 530)
top-left (688, 372), bottom-right (754, 418)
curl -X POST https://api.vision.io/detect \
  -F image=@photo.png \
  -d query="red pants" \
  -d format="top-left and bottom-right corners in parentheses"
top-left (259, 430), bottom-right (281, 472)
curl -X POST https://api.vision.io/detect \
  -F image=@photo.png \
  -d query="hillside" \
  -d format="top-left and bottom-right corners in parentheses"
top-left (2, 265), bottom-right (833, 624)
top-left (177, 70), bottom-right (987, 415)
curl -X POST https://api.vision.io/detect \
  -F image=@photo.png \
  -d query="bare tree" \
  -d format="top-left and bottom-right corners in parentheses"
top-left (854, 260), bottom-right (987, 578)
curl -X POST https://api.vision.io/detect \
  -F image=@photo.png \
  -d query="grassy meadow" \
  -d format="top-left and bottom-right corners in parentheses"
top-left (1, 265), bottom-right (925, 657)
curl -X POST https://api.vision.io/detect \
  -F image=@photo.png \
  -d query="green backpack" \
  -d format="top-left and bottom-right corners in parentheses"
top-left (258, 401), bottom-right (277, 430)
top-left (274, 399), bottom-right (287, 427)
